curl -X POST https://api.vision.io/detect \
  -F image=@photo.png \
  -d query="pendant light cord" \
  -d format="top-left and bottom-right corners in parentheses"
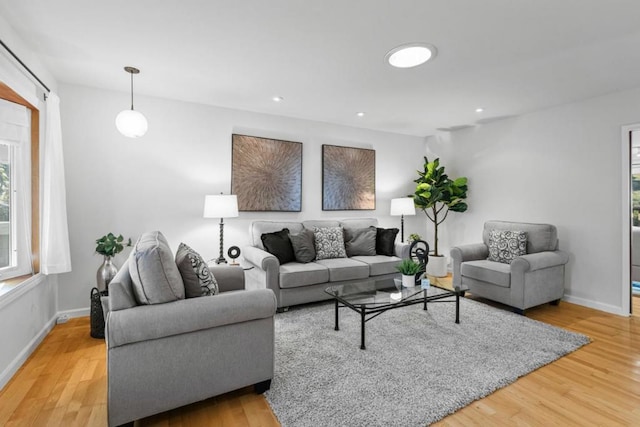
top-left (130, 71), bottom-right (134, 110)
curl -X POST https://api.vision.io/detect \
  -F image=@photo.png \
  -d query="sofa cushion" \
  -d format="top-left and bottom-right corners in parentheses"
top-left (340, 218), bottom-right (378, 231)
top-left (261, 228), bottom-right (295, 265)
top-left (376, 227), bottom-right (399, 256)
top-left (487, 230), bottom-right (527, 264)
top-left (279, 262), bottom-right (329, 288)
top-left (351, 255), bottom-right (403, 276)
top-left (303, 220), bottom-right (340, 230)
top-left (483, 221), bottom-right (557, 253)
top-left (344, 226), bottom-right (377, 257)
top-left (461, 260), bottom-right (511, 288)
top-left (314, 258), bottom-right (369, 282)
top-left (129, 231), bottom-right (185, 305)
top-left (175, 243), bottom-right (219, 298)
top-left (289, 228), bottom-right (316, 263)
top-left (314, 226), bottom-right (347, 260)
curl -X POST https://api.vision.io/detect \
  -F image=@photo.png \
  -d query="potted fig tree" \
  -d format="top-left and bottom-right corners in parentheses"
top-left (412, 157), bottom-right (468, 277)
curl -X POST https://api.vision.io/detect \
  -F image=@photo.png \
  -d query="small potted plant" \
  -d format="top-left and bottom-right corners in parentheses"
top-left (95, 233), bottom-right (131, 291)
top-left (408, 233), bottom-right (422, 243)
top-left (395, 259), bottom-right (422, 288)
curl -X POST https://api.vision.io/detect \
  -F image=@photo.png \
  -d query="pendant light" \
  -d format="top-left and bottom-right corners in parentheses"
top-left (115, 66), bottom-right (148, 138)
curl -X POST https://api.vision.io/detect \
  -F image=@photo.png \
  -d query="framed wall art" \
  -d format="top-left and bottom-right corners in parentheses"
top-left (231, 134), bottom-right (302, 211)
top-left (322, 144), bottom-right (375, 210)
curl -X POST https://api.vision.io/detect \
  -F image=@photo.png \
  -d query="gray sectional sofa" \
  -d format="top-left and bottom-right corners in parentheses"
top-left (243, 218), bottom-right (410, 310)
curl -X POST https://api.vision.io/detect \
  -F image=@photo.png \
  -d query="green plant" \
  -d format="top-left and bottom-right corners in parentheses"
top-left (95, 233), bottom-right (131, 257)
top-left (408, 233), bottom-right (421, 243)
top-left (395, 259), bottom-right (422, 275)
top-left (412, 156), bottom-right (468, 257)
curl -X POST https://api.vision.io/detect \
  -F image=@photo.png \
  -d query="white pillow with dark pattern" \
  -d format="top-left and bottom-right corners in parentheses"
top-left (314, 226), bottom-right (347, 260)
top-left (175, 243), bottom-right (219, 297)
top-left (487, 230), bottom-right (527, 264)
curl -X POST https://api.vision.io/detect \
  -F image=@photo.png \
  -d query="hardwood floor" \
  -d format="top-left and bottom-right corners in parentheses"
top-left (1, 297), bottom-right (639, 426)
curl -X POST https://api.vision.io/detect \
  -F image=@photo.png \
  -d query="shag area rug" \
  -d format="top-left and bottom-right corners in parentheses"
top-left (265, 293), bottom-right (590, 427)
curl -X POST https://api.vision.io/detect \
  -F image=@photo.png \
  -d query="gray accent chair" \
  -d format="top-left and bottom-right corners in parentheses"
top-left (105, 263), bottom-right (277, 427)
top-left (450, 220), bottom-right (569, 313)
top-left (243, 218), bottom-right (410, 310)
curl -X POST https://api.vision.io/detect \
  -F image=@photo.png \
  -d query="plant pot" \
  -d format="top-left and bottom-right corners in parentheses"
top-left (426, 255), bottom-right (448, 277)
top-left (402, 274), bottom-right (416, 288)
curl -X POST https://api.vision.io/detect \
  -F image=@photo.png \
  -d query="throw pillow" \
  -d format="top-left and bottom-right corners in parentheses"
top-left (175, 243), bottom-right (219, 298)
top-left (376, 227), bottom-right (399, 256)
top-left (314, 226), bottom-right (347, 260)
top-left (344, 226), bottom-right (377, 257)
top-left (289, 228), bottom-right (316, 263)
top-left (487, 230), bottom-right (528, 264)
top-left (128, 231), bottom-right (185, 305)
top-left (261, 228), bottom-right (295, 265)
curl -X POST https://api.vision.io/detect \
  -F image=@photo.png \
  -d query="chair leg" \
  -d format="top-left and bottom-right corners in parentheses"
top-left (276, 306), bottom-right (289, 313)
top-left (550, 299), bottom-right (561, 306)
top-left (254, 379), bottom-right (272, 394)
top-left (513, 307), bottom-right (525, 315)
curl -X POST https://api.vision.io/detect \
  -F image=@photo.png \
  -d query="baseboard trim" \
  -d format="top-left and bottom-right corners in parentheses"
top-left (0, 315), bottom-right (56, 391)
top-left (57, 307), bottom-right (90, 320)
top-left (563, 294), bottom-right (626, 316)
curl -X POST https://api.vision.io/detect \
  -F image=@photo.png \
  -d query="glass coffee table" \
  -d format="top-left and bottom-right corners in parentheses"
top-left (325, 279), bottom-right (468, 350)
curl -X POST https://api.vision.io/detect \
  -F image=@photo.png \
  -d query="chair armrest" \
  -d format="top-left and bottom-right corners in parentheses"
top-left (450, 243), bottom-right (489, 263)
top-left (107, 288), bottom-right (277, 349)
top-left (394, 242), bottom-right (410, 259)
top-left (208, 264), bottom-right (245, 292)
top-left (512, 251), bottom-right (570, 273)
top-left (243, 246), bottom-right (279, 271)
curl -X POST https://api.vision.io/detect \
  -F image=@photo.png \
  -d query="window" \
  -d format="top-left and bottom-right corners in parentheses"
top-left (0, 98), bottom-right (33, 279)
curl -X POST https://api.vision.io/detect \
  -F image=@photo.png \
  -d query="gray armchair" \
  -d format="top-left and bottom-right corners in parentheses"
top-left (105, 262), bottom-right (277, 426)
top-left (450, 220), bottom-right (569, 313)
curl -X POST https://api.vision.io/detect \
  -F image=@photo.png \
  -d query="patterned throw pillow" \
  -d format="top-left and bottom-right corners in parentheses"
top-left (175, 243), bottom-right (219, 297)
top-left (314, 226), bottom-right (347, 260)
top-left (487, 230), bottom-right (527, 264)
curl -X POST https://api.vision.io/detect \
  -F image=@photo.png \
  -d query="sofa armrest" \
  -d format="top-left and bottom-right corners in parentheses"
top-left (107, 288), bottom-right (277, 349)
top-left (394, 242), bottom-right (410, 259)
top-left (450, 243), bottom-right (489, 287)
top-left (243, 246), bottom-right (279, 271)
top-left (511, 250), bottom-right (569, 273)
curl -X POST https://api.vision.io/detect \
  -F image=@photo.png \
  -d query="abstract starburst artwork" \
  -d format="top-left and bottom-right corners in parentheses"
top-left (322, 144), bottom-right (375, 210)
top-left (232, 134), bottom-right (302, 211)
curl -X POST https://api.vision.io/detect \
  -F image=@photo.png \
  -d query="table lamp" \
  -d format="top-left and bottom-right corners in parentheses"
top-left (204, 194), bottom-right (239, 264)
top-left (390, 197), bottom-right (416, 242)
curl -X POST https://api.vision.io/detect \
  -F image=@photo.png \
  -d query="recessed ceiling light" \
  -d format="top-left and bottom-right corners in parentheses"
top-left (385, 43), bottom-right (437, 68)
top-left (272, 96), bottom-right (283, 102)
top-left (356, 112), bottom-right (365, 117)
top-left (475, 108), bottom-right (484, 113)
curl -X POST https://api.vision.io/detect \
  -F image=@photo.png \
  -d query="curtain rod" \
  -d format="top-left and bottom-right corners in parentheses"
top-left (0, 38), bottom-right (51, 99)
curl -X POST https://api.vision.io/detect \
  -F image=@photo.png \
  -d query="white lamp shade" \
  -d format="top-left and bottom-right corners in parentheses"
top-left (116, 109), bottom-right (148, 138)
top-left (390, 197), bottom-right (416, 216)
top-left (203, 195), bottom-right (239, 218)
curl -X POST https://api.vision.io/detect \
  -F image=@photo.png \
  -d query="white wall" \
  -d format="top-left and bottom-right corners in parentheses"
top-left (429, 86), bottom-right (640, 315)
top-left (57, 83), bottom-right (427, 311)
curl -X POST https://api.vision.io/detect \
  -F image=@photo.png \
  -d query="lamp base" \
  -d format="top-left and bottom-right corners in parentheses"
top-left (215, 256), bottom-right (227, 265)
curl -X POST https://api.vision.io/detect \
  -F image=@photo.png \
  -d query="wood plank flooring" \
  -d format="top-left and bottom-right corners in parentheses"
top-left (1, 296), bottom-right (639, 426)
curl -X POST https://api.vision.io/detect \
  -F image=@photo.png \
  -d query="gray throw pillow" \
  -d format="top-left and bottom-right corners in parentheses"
top-left (128, 231), bottom-right (185, 305)
top-left (314, 226), bottom-right (347, 260)
top-left (175, 243), bottom-right (219, 298)
top-left (344, 226), bottom-right (377, 257)
top-left (487, 230), bottom-right (527, 264)
top-left (289, 228), bottom-right (316, 263)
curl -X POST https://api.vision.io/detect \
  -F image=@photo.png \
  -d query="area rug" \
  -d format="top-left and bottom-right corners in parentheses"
top-left (265, 293), bottom-right (590, 427)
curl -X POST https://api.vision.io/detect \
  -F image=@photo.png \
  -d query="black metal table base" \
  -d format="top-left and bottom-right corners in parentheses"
top-left (332, 289), bottom-right (462, 350)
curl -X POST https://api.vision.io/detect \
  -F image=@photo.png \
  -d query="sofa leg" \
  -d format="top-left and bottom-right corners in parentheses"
top-left (513, 307), bottom-right (525, 315)
top-left (276, 306), bottom-right (289, 313)
top-left (550, 299), bottom-right (561, 306)
top-left (116, 422), bottom-right (134, 427)
top-left (254, 379), bottom-right (272, 394)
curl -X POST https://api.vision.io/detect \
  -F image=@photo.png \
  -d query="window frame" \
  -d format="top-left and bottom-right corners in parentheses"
top-left (0, 81), bottom-right (40, 279)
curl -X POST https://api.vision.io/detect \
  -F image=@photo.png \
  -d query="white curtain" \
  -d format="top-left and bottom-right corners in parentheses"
top-left (41, 92), bottom-right (71, 274)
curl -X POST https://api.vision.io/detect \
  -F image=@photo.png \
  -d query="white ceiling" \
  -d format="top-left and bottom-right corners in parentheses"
top-left (2, 0), bottom-right (640, 137)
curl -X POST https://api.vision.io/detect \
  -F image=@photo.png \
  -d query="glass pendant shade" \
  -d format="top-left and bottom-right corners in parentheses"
top-left (116, 109), bottom-right (148, 138)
